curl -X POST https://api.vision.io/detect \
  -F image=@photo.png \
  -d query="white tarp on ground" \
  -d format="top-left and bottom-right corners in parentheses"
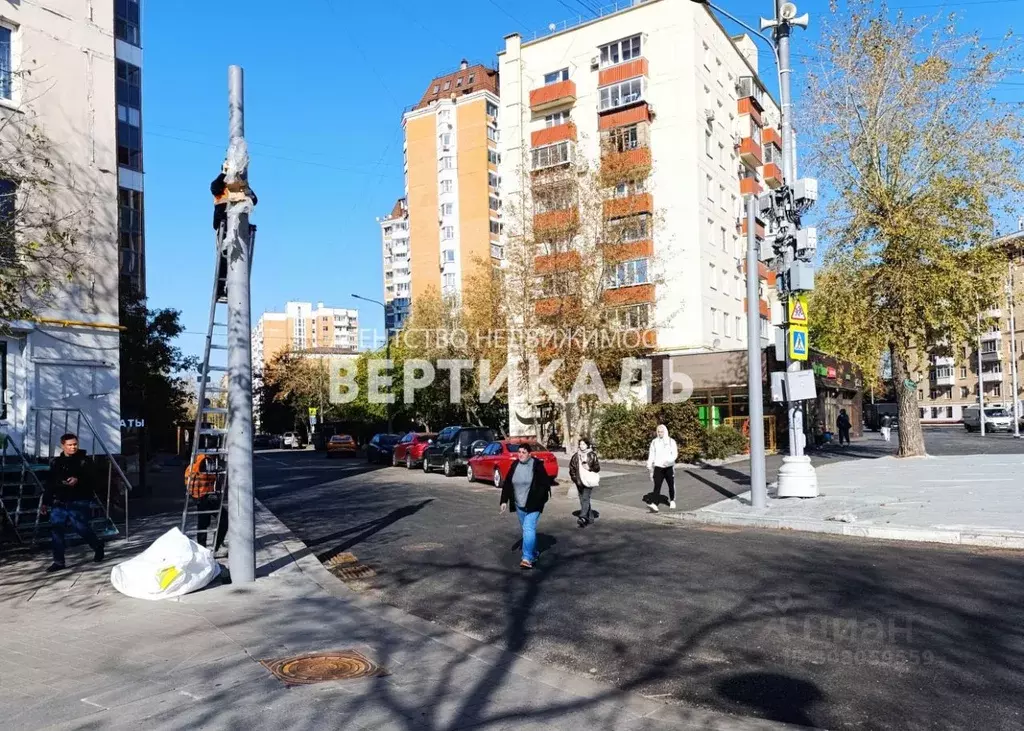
top-left (110, 527), bottom-right (220, 600)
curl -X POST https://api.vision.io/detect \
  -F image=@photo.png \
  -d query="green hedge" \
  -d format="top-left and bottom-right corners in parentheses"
top-left (594, 403), bottom-right (748, 462)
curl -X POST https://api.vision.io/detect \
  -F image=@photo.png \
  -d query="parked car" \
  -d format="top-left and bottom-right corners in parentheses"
top-left (326, 434), bottom-right (358, 458)
top-left (366, 433), bottom-right (401, 464)
top-left (253, 434), bottom-right (273, 450)
top-left (467, 440), bottom-right (559, 487)
top-left (282, 431), bottom-right (306, 449)
top-left (392, 432), bottom-right (436, 469)
top-left (963, 405), bottom-right (1014, 433)
top-left (422, 425), bottom-right (498, 477)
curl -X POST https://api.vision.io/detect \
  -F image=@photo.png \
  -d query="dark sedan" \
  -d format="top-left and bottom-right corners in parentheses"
top-left (366, 433), bottom-right (401, 464)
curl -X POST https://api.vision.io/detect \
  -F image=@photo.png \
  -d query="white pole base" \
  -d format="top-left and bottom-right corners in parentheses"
top-left (776, 455), bottom-right (818, 498)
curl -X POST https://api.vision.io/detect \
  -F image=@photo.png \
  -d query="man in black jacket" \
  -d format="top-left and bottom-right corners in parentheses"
top-left (499, 444), bottom-right (552, 569)
top-left (41, 433), bottom-right (105, 572)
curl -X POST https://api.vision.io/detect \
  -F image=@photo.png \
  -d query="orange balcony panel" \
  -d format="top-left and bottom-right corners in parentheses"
top-left (763, 127), bottom-right (782, 149)
top-left (739, 137), bottom-right (763, 168)
top-left (743, 261), bottom-right (777, 287)
top-left (739, 177), bottom-right (762, 196)
top-left (600, 148), bottom-right (652, 186)
top-left (603, 283), bottom-right (655, 307)
top-left (533, 209), bottom-right (579, 237)
top-left (737, 97), bottom-right (764, 126)
top-left (535, 295), bottom-right (581, 318)
top-left (530, 80), bottom-right (577, 112)
top-left (598, 103), bottom-right (652, 130)
top-left (738, 218), bottom-right (766, 240)
top-left (535, 250), bottom-right (581, 275)
top-left (603, 239), bottom-right (653, 262)
top-left (764, 162), bottom-right (783, 189)
top-left (603, 193), bottom-right (653, 220)
top-left (598, 58), bottom-right (649, 87)
top-left (531, 122), bottom-right (577, 148)
top-left (745, 297), bottom-right (771, 319)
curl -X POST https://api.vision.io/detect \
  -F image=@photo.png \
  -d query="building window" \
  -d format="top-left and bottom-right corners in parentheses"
top-left (606, 258), bottom-right (649, 289)
top-left (993, 383), bottom-right (1002, 397)
top-left (487, 126), bottom-right (498, 142)
top-left (488, 149), bottom-right (501, 165)
top-left (456, 76), bottom-right (463, 87)
top-left (724, 312), bottom-right (733, 338)
top-left (709, 263), bottom-right (718, 290)
top-left (443, 80), bottom-right (451, 91)
top-left (719, 186), bottom-right (726, 210)
top-left (608, 304), bottom-right (650, 330)
top-left (440, 132), bottom-right (451, 147)
top-left (486, 101), bottom-right (498, 117)
top-left (442, 226), bottom-right (455, 240)
top-left (116, 60), bottom-right (142, 109)
top-left (0, 340), bottom-right (6, 420)
top-left (432, 85), bottom-right (440, 94)
top-left (439, 109), bottom-right (451, 122)
top-left (0, 25), bottom-right (11, 101)
top-left (765, 144), bottom-right (781, 165)
top-left (960, 366), bottom-right (967, 378)
top-left (961, 386), bottom-right (969, 398)
top-left (489, 220), bottom-right (502, 235)
top-left (545, 111), bottom-right (569, 127)
top-left (441, 202), bottom-right (454, 216)
top-left (721, 227), bottom-right (728, 252)
top-left (735, 316), bottom-right (742, 338)
top-left (609, 180), bottom-right (646, 199)
top-left (0, 179), bottom-right (16, 267)
top-left (488, 172), bottom-right (499, 188)
top-left (531, 141), bottom-right (572, 170)
top-left (918, 390), bottom-right (924, 400)
top-left (118, 188), bottom-right (144, 253)
top-left (736, 276), bottom-right (744, 300)
top-left (489, 196), bottom-right (500, 211)
top-left (442, 273), bottom-right (456, 290)
top-left (441, 156), bottom-right (454, 169)
top-left (544, 68), bottom-right (569, 84)
top-left (598, 78), bottom-right (644, 112)
top-left (710, 307), bottom-right (719, 334)
top-left (702, 42), bottom-right (710, 70)
top-left (705, 129), bottom-right (713, 158)
top-left (706, 175), bottom-right (713, 202)
top-left (115, 0), bottom-right (141, 46)
top-left (117, 118), bottom-right (143, 170)
top-left (612, 214), bottom-right (650, 243)
top-left (397, 282), bottom-right (410, 295)
top-left (440, 179), bottom-right (453, 194)
top-left (599, 34), bottom-right (642, 68)
top-left (603, 123), bottom-right (645, 153)
top-left (442, 249), bottom-right (456, 263)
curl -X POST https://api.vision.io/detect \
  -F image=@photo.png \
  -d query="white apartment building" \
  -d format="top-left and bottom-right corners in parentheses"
top-left (497, 0), bottom-right (780, 354)
top-left (1, 1), bottom-right (125, 457)
top-left (252, 302), bottom-right (360, 374)
top-left (379, 198), bottom-right (411, 333)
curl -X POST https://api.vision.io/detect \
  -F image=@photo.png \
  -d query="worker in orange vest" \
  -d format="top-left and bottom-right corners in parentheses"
top-left (186, 451), bottom-right (227, 551)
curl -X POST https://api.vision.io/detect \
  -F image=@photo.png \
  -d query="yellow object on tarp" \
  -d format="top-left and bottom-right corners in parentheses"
top-left (157, 565), bottom-right (182, 590)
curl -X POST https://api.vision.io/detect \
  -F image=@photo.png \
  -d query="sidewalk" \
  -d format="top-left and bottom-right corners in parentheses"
top-left (0, 503), bottom-right (802, 730)
top-left (675, 454), bottom-right (1024, 549)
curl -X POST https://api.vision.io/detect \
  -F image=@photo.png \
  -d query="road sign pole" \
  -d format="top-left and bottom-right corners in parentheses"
top-left (746, 195), bottom-right (767, 510)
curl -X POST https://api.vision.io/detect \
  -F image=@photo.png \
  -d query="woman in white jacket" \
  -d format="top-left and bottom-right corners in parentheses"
top-left (644, 424), bottom-right (678, 512)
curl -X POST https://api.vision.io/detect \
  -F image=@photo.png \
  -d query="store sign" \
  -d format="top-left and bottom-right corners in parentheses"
top-left (121, 418), bottom-right (145, 429)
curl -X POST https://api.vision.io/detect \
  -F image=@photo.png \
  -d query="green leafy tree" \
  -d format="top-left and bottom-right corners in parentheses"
top-left (805, 0), bottom-right (1022, 456)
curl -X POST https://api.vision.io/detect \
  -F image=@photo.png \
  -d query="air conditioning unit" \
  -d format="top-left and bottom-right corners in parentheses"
top-left (705, 108), bottom-right (716, 122)
top-left (590, 56), bottom-right (599, 69)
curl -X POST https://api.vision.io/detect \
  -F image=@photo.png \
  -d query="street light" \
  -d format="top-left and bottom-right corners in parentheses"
top-left (352, 293), bottom-right (393, 433)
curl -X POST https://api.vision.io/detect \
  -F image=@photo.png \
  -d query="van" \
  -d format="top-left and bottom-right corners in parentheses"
top-left (962, 405), bottom-right (1014, 433)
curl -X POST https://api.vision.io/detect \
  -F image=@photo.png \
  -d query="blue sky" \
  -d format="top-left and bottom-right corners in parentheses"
top-left (141, 0), bottom-right (1023, 358)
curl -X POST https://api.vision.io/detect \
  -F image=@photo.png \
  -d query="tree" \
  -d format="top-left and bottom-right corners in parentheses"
top-left (119, 287), bottom-right (197, 450)
top-left (805, 0), bottom-right (1022, 456)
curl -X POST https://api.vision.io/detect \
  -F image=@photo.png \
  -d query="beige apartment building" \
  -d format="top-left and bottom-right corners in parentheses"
top-left (917, 231), bottom-right (1024, 424)
top-left (400, 61), bottom-right (502, 305)
top-left (252, 302), bottom-right (360, 373)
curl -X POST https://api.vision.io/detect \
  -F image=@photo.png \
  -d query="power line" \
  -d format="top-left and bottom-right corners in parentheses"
top-left (486, 0), bottom-right (529, 30)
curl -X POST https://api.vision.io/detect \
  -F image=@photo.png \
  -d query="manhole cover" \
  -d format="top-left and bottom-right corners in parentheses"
top-left (402, 542), bottom-right (444, 552)
top-left (324, 551), bottom-right (358, 568)
top-left (331, 564), bottom-right (376, 581)
top-left (261, 650), bottom-right (387, 685)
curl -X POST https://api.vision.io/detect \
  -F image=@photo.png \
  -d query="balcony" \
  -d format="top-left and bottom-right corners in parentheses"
top-left (931, 368), bottom-right (956, 387)
top-left (533, 209), bottom-right (579, 239)
top-left (531, 141), bottom-right (574, 172)
top-left (763, 127), bottom-right (783, 149)
top-left (739, 217), bottom-right (766, 240)
top-left (602, 238), bottom-right (653, 262)
top-left (603, 283), bottom-right (655, 307)
top-left (981, 345), bottom-right (1003, 362)
top-left (531, 122), bottom-right (577, 148)
top-left (599, 104), bottom-right (652, 131)
top-left (535, 250), bottom-right (580, 274)
top-left (985, 308), bottom-right (1003, 319)
top-left (600, 147), bottom-right (652, 187)
top-left (743, 260), bottom-right (777, 287)
top-left (739, 176), bottom-right (762, 196)
top-left (535, 295), bottom-right (581, 318)
top-left (738, 137), bottom-right (763, 168)
top-left (603, 193), bottom-right (653, 220)
top-left (598, 58), bottom-right (648, 87)
top-left (530, 80), bottom-right (576, 113)
top-left (736, 77), bottom-right (765, 125)
top-left (981, 329), bottom-right (1002, 342)
top-left (932, 356), bottom-right (955, 367)
top-left (763, 162), bottom-right (783, 189)
top-left (981, 370), bottom-right (1004, 383)
top-left (745, 297), bottom-right (772, 319)
top-left (490, 243), bottom-right (504, 260)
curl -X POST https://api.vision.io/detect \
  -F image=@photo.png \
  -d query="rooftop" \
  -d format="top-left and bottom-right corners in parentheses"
top-left (411, 61), bottom-right (498, 112)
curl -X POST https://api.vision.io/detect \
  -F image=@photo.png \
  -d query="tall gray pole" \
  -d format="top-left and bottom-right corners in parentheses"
top-left (977, 311), bottom-right (986, 437)
top-left (1008, 263), bottom-right (1021, 438)
top-left (746, 195), bottom-right (767, 509)
top-left (225, 65), bottom-right (256, 583)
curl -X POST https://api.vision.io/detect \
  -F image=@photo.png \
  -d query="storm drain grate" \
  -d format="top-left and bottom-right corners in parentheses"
top-left (330, 564), bottom-right (376, 581)
top-left (324, 551), bottom-right (358, 568)
top-left (261, 650), bottom-right (388, 685)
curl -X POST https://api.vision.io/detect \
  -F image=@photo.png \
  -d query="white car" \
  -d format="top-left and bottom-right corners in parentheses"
top-left (282, 431), bottom-right (305, 449)
top-left (963, 406), bottom-right (1014, 433)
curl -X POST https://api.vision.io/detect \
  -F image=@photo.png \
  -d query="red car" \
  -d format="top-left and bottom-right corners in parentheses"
top-left (467, 441), bottom-right (559, 487)
top-left (392, 432), bottom-right (436, 469)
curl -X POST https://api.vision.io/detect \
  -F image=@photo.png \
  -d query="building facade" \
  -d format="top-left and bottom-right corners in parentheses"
top-left (0, 1), bottom-right (123, 457)
top-left (379, 197), bottom-right (411, 334)
top-left (497, 0), bottom-right (779, 354)
top-left (402, 61), bottom-right (502, 305)
top-left (917, 232), bottom-right (1024, 424)
top-left (115, 0), bottom-right (145, 296)
top-left (252, 302), bottom-right (360, 373)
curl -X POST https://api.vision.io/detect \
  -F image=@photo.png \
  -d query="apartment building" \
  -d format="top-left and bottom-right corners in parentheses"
top-left (402, 60), bottom-right (502, 304)
top-left (115, 0), bottom-right (145, 296)
top-left (917, 232), bottom-right (1024, 423)
top-left (379, 197), bottom-right (411, 334)
top-left (1, 1), bottom-right (124, 456)
top-left (497, 0), bottom-right (779, 353)
top-left (251, 302), bottom-right (360, 373)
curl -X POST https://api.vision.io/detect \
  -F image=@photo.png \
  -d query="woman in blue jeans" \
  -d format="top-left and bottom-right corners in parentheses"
top-left (499, 443), bottom-right (552, 569)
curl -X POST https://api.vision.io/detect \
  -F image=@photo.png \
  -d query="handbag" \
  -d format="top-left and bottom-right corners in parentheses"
top-left (580, 463), bottom-right (600, 488)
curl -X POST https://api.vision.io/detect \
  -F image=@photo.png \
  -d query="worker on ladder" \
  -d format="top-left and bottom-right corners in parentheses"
top-left (185, 434), bottom-right (227, 552)
top-left (211, 162), bottom-right (257, 300)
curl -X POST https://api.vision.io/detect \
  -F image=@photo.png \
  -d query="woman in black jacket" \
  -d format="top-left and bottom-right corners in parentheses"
top-left (568, 439), bottom-right (600, 528)
top-left (500, 444), bottom-right (552, 569)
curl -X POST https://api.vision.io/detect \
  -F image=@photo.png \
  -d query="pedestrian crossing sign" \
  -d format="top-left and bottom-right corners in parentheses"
top-left (787, 293), bottom-right (809, 325)
top-left (789, 325), bottom-right (809, 361)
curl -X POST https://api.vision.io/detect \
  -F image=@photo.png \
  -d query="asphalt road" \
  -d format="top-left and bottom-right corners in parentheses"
top-left (254, 446), bottom-right (1024, 731)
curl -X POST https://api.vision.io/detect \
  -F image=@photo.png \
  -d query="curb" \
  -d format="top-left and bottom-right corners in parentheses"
top-left (666, 508), bottom-right (1024, 549)
top-left (251, 499), bottom-right (808, 731)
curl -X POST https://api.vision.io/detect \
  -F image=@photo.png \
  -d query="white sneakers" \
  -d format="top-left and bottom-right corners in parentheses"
top-left (669, 500), bottom-right (676, 510)
top-left (648, 503), bottom-right (659, 513)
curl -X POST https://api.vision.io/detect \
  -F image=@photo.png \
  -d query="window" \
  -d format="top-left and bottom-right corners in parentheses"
top-left (545, 111), bottom-right (569, 127)
top-left (598, 78), bottom-right (644, 112)
top-left (440, 133), bottom-right (451, 147)
top-left (719, 186), bottom-right (726, 210)
top-left (724, 313), bottom-right (733, 338)
top-left (721, 227), bottom-right (728, 252)
top-left (118, 188), bottom-right (144, 254)
top-left (486, 101), bottom-right (498, 117)
top-left (442, 273), bottom-right (456, 289)
top-left (765, 144), bottom-right (781, 165)
top-left (993, 383), bottom-right (1002, 398)
top-left (432, 85), bottom-right (440, 94)
top-left (443, 80), bottom-right (451, 91)
top-left (705, 129), bottom-right (713, 158)
top-left (115, 0), bottom-right (141, 46)
top-left (544, 68), bottom-right (569, 84)
top-left (469, 74), bottom-right (476, 83)
top-left (960, 366), bottom-right (968, 378)
top-left (606, 258), bottom-right (649, 289)
top-left (488, 172), bottom-right (499, 188)
top-left (735, 276), bottom-right (744, 300)
top-left (116, 60), bottom-right (142, 111)
top-left (735, 316), bottom-right (743, 339)
top-left (613, 214), bottom-right (650, 243)
top-left (117, 119), bottom-right (143, 170)
top-left (706, 175), bottom-right (713, 202)
top-left (441, 156), bottom-right (454, 169)
top-left (0, 25), bottom-right (10, 100)
top-left (440, 179), bottom-right (453, 194)
top-left (603, 124), bottom-right (644, 153)
top-left (719, 143), bottom-right (726, 167)
top-left (609, 180), bottom-right (646, 199)
top-left (490, 220), bottom-right (502, 235)
top-left (456, 76), bottom-right (464, 87)
top-left (0, 179), bottom-right (16, 266)
top-left (702, 42), bottom-right (710, 70)
top-left (439, 109), bottom-right (451, 123)
top-left (531, 141), bottom-right (572, 170)
top-left (441, 202), bottom-right (454, 216)
top-left (608, 304), bottom-right (650, 330)
top-left (709, 263), bottom-right (718, 290)
top-left (442, 249), bottom-right (456, 263)
top-left (442, 226), bottom-right (455, 240)
top-left (600, 34), bottom-right (642, 68)
top-left (711, 307), bottom-right (719, 333)
top-left (488, 149), bottom-right (501, 165)
top-left (487, 126), bottom-right (498, 142)
top-left (489, 196), bottom-right (500, 211)
top-left (961, 386), bottom-right (970, 398)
